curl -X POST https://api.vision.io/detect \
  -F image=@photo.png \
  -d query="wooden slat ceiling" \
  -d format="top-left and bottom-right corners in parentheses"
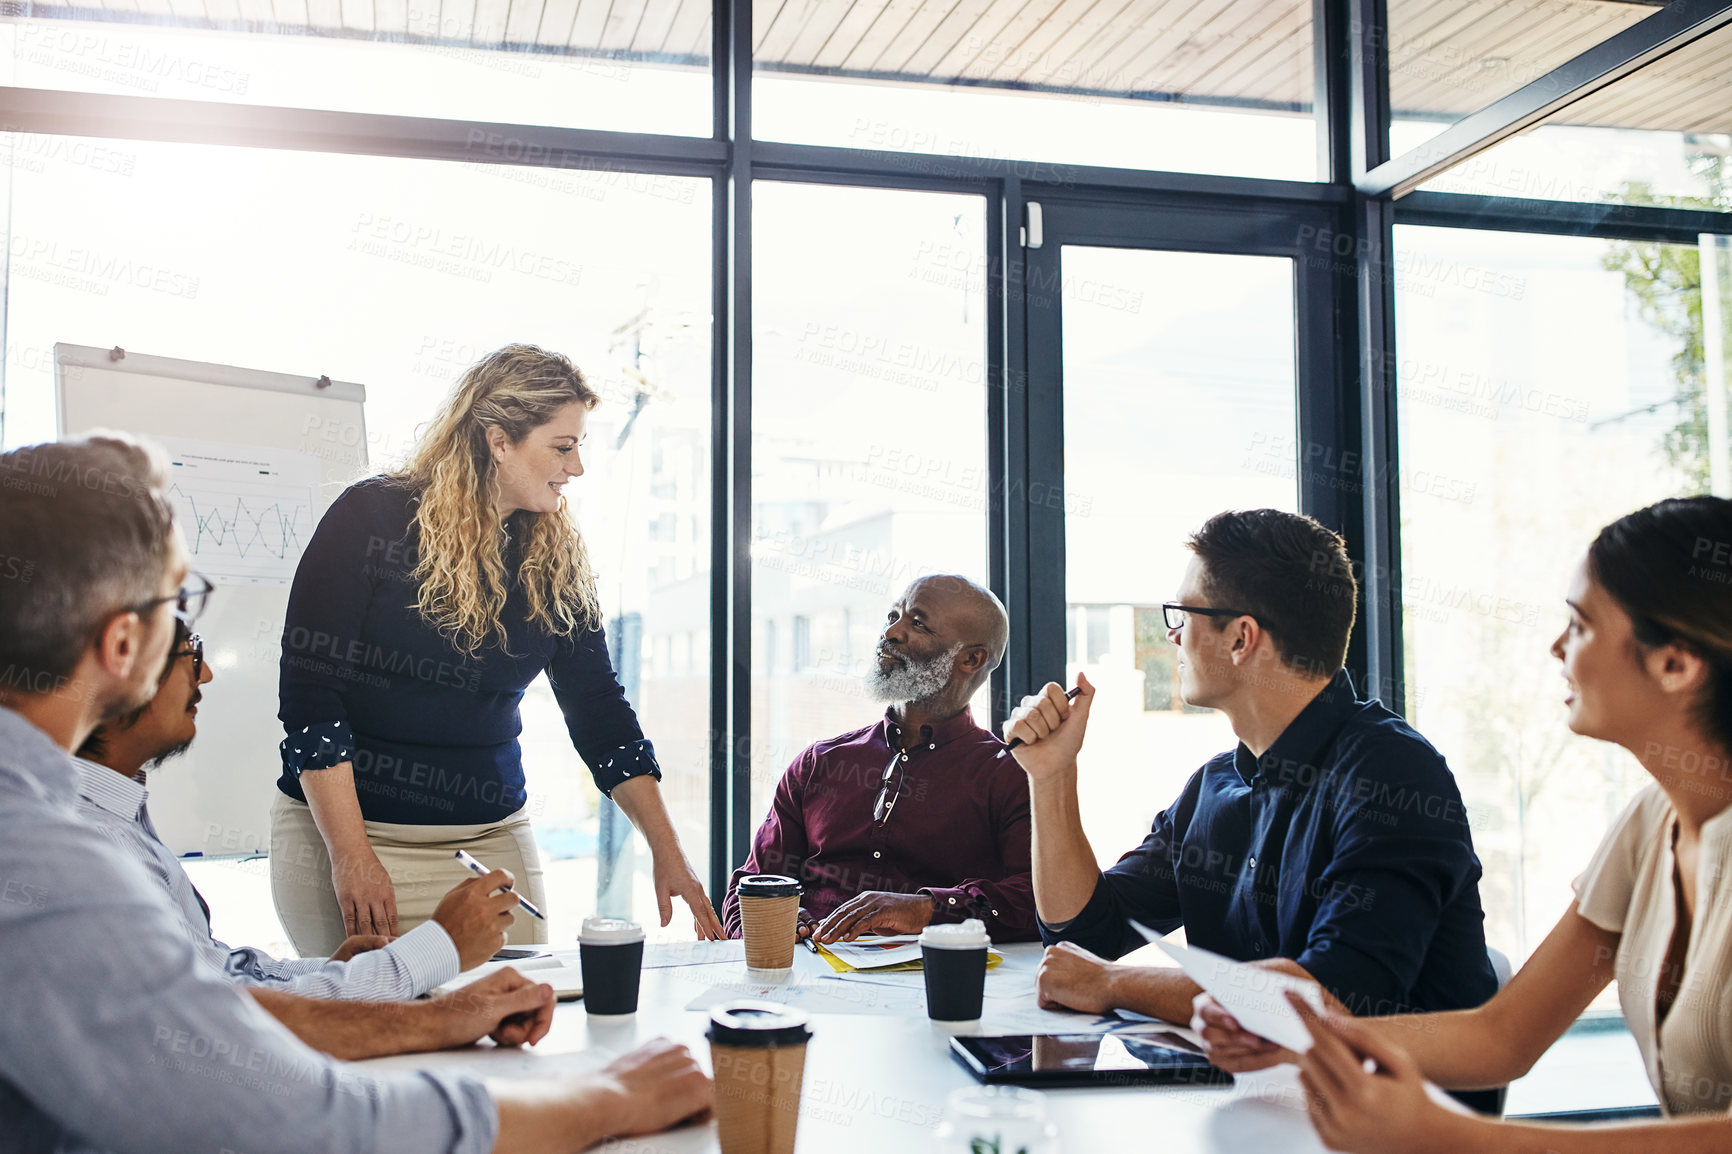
top-left (29, 0), bottom-right (1728, 132)
top-left (1549, 18), bottom-right (1732, 134)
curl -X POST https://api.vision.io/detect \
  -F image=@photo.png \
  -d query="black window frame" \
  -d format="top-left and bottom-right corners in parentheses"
top-left (0, 0), bottom-right (1727, 900)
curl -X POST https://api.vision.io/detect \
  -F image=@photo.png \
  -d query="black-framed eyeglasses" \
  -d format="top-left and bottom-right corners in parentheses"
top-left (873, 751), bottom-right (908, 826)
top-left (128, 572), bottom-right (215, 628)
top-left (1162, 602), bottom-right (1255, 632)
top-left (172, 632), bottom-right (205, 682)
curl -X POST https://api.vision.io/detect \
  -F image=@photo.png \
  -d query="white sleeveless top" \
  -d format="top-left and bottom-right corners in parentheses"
top-left (1573, 783), bottom-right (1732, 1115)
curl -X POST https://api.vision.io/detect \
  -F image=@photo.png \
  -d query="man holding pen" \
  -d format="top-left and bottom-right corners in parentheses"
top-left (1001, 510), bottom-right (1499, 1058)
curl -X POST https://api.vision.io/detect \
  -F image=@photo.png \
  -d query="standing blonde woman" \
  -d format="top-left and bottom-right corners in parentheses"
top-left (272, 344), bottom-right (722, 954)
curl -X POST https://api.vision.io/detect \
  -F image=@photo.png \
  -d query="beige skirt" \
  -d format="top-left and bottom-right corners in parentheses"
top-left (269, 792), bottom-right (550, 958)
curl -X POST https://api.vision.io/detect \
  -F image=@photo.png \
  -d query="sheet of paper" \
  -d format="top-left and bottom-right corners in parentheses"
top-left (685, 974), bottom-right (929, 1016)
top-left (438, 957), bottom-right (583, 1000)
top-left (818, 935), bottom-right (925, 969)
top-left (1129, 921), bottom-right (1324, 1053)
top-left (644, 939), bottom-right (745, 968)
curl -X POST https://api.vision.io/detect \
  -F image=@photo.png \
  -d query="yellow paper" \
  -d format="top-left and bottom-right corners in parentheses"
top-left (811, 942), bottom-right (1003, 974)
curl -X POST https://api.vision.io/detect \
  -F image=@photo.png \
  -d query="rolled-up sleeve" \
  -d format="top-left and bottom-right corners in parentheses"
top-left (0, 823), bottom-right (498, 1154)
top-left (545, 622), bottom-right (659, 797)
top-left (279, 482), bottom-right (384, 774)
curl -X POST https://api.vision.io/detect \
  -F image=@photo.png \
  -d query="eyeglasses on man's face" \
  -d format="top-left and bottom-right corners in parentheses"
top-left (1162, 602), bottom-right (1256, 632)
top-left (170, 632), bottom-right (205, 682)
top-left (129, 572), bottom-right (215, 628)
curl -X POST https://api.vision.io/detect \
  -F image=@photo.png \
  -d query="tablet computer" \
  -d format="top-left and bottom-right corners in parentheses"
top-left (948, 1031), bottom-right (1235, 1088)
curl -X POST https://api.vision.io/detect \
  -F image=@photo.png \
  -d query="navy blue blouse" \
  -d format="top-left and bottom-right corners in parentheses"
top-left (276, 476), bottom-right (659, 826)
top-left (1044, 670), bottom-right (1498, 1018)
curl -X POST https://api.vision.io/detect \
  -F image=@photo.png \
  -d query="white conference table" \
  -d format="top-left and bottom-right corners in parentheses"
top-left (361, 942), bottom-right (1334, 1153)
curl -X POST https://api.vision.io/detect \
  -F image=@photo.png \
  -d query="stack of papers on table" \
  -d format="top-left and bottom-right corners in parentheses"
top-left (814, 934), bottom-right (1003, 973)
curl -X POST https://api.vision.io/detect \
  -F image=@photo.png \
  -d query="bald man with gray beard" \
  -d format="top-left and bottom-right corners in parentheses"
top-left (722, 575), bottom-right (1038, 943)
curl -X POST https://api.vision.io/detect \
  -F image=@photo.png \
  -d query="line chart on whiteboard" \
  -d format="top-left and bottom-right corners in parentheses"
top-left (158, 436), bottom-right (324, 586)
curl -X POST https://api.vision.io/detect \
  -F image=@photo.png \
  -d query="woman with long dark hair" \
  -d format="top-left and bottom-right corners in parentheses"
top-left (1197, 496), bottom-right (1732, 1151)
top-left (271, 344), bottom-right (721, 952)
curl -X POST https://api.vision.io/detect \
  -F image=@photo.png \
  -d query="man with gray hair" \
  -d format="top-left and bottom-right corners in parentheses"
top-left (722, 574), bottom-right (1037, 942)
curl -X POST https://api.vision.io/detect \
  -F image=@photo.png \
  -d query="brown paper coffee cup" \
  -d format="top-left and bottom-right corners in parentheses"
top-left (739, 894), bottom-right (800, 969)
top-left (735, 875), bottom-right (802, 971)
top-left (710, 1040), bottom-right (808, 1154)
top-left (707, 1001), bottom-right (812, 1154)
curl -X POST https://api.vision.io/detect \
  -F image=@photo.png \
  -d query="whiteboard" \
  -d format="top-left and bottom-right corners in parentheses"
top-left (56, 343), bottom-right (369, 858)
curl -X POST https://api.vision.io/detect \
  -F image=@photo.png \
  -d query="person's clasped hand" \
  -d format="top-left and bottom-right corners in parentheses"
top-left (1035, 942), bottom-right (1121, 1014)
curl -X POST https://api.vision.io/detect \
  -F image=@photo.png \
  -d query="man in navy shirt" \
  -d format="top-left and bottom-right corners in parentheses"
top-left (1004, 509), bottom-right (1497, 1030)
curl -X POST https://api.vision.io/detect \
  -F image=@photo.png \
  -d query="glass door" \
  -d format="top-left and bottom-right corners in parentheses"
top-left (1013, 197), bottom-right (1345, 864)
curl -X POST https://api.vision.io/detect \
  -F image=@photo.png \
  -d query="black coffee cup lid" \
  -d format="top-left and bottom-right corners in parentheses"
top-left (735, 874), bottom-right (801, 899)
top-left (707, 1000), bottom-right (812, 1047)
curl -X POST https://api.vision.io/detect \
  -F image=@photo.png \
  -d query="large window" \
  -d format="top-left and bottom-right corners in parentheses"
top-left (748, 180), bottom-right (990, 827)
top-left (752, 0), bottom-right (1317, 180)
top-left (1386, 0), bottom-right (1651, 151)
top-left (1062, 246), bottom-right (1298, 862)
top-left (1395, 224), bottom-right (1727, 969)
top-left (0, 135), bottom-right (712, 949)
top-left (0, 6), bottom-right (710, 133)
top-left (1404, 22), bottom-right (1732, 208)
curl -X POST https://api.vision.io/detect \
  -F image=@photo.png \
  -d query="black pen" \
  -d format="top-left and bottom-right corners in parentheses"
top-left (999, 685), bottom-right (1084, 753)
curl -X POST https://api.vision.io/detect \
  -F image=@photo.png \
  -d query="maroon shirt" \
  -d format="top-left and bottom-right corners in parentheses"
top-left (722, 706), bottom-right (1038, 942)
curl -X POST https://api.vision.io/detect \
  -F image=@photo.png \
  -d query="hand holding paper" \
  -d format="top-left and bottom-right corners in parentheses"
top-left (1128, 920), bottom-right (1326, 1053)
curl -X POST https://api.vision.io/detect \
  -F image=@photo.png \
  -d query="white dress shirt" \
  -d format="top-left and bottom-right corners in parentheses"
top-left (74, 758), bottom-right (460, 1001)
top-left (0, 705), bottom-right (497, 1154)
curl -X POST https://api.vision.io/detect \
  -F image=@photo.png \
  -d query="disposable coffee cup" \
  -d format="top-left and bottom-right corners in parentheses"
top-left (921, 919), bottom-right (989, 1022)
top-left (707, 1000), bottom-right (812, 1154)
top-left (735, 875), bottom-right (802, 972)
top-left (578, 917), bottom-right (645, 1015)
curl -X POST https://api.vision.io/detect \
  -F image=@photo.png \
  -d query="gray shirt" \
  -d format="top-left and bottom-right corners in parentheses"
top-left (0, 706), bottom-right (499, 1154)
top-left (73, 758), bottom-right (460, 1001)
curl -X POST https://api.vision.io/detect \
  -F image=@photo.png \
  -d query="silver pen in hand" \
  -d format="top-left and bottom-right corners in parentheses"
top-left (454, 849), bottom-right (546, 920)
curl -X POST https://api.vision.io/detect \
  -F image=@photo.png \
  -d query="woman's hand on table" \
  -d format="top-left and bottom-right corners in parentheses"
top-left (652, 848), bottom-right (726, 940)
top-left (1286, 991), bottom-right (1476, 1154)
top-left (609, 775), bottom-right (725, 939)
top-left (332, 845), bottom-right (399, 938)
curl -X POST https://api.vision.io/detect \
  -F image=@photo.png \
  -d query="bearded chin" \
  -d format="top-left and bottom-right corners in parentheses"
top-left (864, 644), bottom-right (963, 704)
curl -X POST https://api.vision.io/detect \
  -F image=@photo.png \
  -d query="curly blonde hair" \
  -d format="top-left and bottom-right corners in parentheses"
top-left (394, 344), bottom-right (603, 656)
